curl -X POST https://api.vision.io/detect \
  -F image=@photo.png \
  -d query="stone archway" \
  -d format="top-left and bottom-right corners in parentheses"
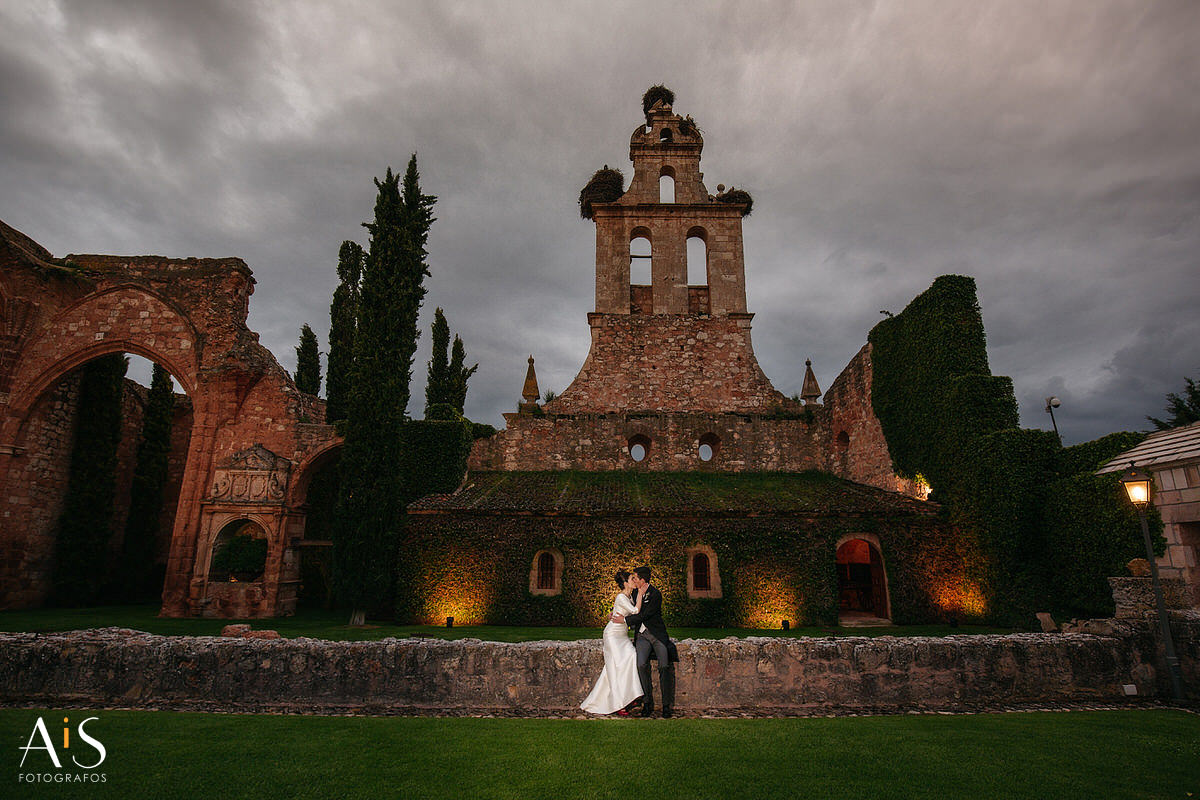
top-left (835, 535), bottom-right (891, 624)
top-left (0, 220), bottom-right (339, 616)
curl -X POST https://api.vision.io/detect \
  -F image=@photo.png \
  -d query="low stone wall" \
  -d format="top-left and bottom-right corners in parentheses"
top-left (2, 623), bottom-right (1194, 715)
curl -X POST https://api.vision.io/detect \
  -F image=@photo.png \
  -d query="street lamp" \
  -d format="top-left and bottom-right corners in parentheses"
top-left (1118, 466), bottom-right (1184, 702)
top-left (1044, 396), bottom-right (1061, 441)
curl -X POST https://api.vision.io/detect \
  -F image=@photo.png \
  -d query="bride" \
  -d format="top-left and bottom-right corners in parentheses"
top-left (580, 570), bottom-right (644, 715)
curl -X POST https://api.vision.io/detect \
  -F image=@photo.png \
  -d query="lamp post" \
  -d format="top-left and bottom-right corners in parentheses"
top-left (1044, 396), bottom-right (1061, 442)
top-left (1119, 467), bottom-right (1184, 702)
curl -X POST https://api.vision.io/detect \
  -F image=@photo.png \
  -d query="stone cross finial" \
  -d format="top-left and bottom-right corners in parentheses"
top-left (801, 358), bottom-right (822, 405)
top-left (519, 355), bottom-right (541, 413)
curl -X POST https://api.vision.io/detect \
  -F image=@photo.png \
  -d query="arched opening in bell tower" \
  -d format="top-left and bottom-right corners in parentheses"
top-left (659, 166), bottom-right (675, 203)
top-left (629, 229), bottom-right (652, 314)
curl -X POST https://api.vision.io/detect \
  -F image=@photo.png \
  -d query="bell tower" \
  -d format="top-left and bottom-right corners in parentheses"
top-left (549, 88), bottom-right (783, 415)
top-left (591, 96), bottom-right (750, 317)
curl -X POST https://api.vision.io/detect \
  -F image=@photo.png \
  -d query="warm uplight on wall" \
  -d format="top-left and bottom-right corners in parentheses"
top-left (933, 581), bottom-right (986, 617)
top-left (743, 578), bottom-right (801, 629)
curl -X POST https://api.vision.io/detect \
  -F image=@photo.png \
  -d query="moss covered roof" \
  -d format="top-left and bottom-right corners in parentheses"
top-left (409, 470), bottom-right (937, 517)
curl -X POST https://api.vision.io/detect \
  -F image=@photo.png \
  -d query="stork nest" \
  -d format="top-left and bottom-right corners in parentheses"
top-left (642, 85), bottom-right (675, 116)
top-left (714, 187), bottom-right (753, 217)
top-left (579, 166), bottom-right (624, 219)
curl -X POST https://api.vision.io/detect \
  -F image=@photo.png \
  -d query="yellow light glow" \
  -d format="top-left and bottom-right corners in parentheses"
top-left (1125, 482), bottom-right (1149, 505)
top-left (933, 580), bottom-right (987, 617)
top-left (741, 574), bottom-right (802, 629)
top-left (913, 474), bottom-right (931, 501)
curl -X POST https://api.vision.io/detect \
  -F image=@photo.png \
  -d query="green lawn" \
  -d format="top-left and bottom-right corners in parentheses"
top-left (0, 605), bottom-right (1017, 641)
top-left (1, 709), bottom-right (1196, 799)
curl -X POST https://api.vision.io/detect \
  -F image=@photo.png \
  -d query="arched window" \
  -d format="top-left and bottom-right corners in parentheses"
top-left (692, 553), bottom-right (711, 590)
top-left (659, 128), bottom-right (673, 143)
top-left (630, 232), bottom-right (652, 285)
top-left (659, 166), bottom-right (676, 203)
top-left (530, 549), bottom-right (563, 596)
top-left (627, 433), bottom-right (651, 463)
top-left (686, 227), bottom-right (707, 286)
top-left (834, 430), bottom-right (850, 475)
top-left (698, 432), bottom-right (720, 463)
top-left (686, 546), bottom-right (721, 598)
top-left (537, 552), bottom-right (555, 589)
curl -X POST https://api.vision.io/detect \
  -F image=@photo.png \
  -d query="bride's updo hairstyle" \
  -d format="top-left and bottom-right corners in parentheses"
top-left (614, 570), bottom-right (631, 589)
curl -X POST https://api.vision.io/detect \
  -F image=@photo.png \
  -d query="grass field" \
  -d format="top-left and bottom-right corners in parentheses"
top-left (0, 604), bottom-right (1017, 642)
top-left (1, 709), bottom-right (1196, 799)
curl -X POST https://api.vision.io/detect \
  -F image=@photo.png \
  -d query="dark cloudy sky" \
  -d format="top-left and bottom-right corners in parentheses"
top-left (2, 0), bottom-right (1198, 444)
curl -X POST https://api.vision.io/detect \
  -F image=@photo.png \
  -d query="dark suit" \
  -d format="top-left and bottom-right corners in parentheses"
top-left (626, 585), bottom-right (676, 713)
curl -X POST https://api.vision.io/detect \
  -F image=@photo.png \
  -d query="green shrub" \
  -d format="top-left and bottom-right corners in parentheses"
top-left (211, 534), bottom-right (268, 578)
top-left (1057, 431), bottom-right (1148, 476)
top-left (1041, 472), bottom-right (1164, 617)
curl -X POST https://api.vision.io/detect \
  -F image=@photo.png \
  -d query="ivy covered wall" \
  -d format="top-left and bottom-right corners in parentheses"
top-left (398, 471), bottom-right (965, 627)
top-left (868, 276), bottom-right (1160, 622)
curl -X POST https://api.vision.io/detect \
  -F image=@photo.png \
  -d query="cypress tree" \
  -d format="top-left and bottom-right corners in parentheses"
top-left (51, 353), bottom-right (127, 606)
top-left (333, 156), bottom-right (436, 625)
top-left (325, 240), bottom-right (363, 423)
top-left (294, 323), bottom-right (321, 395)
top-left (424, 307), bottom-right (451, 413)
top-left (448, 334), bottom-right (478, 414)
top-left (117, 362), bottom-right (175, 601)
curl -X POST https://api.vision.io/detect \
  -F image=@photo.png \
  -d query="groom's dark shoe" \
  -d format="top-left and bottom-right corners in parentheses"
top-left (659, 666), bottom-right (676, 718)
top-left (639, 703), bottom-right (655, 717)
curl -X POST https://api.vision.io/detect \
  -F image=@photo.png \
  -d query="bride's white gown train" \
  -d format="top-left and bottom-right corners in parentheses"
top-left (580, 592), bottom-right (643, 714)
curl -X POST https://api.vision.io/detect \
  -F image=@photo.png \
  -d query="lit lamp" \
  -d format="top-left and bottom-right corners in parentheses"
top-left (1118, 466), bottom-right (1184, 702)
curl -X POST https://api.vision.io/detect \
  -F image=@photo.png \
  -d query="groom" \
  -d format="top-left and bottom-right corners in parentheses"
top-left (612, 566), bottom-right (676, 718)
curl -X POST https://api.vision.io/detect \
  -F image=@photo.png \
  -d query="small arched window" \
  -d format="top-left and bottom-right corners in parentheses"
top-left (698, 432), bottom-right (720, 463)
top-left (659, 128), bottom-right (673, 143)
top-left (692, 553), bottom-right (711, 590)
top-left (686, 546), bottom-right (721, 599)
top-left (537, 552), bottom-right (555, 589)
top-left (530, 549), bottom-right (563, 596)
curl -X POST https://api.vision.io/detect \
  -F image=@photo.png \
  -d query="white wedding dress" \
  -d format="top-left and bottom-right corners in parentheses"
top-left (580, 592), bottom-right (643, 714)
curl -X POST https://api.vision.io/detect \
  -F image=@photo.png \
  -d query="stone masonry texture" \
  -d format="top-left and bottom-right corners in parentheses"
top-left (0, 618), bottom-right (1196, 714)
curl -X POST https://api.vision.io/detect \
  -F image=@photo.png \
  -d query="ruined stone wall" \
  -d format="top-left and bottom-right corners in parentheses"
top-left (469, 411), bottom-right (824, 472)
top-left (822, 343), bottom-right (919, 496)
top-left (549, 313), bottom-right (788, 414)
top-left (159, 397), bottom-right (193, 562)
top-left (2, 622), bottom-right (1194, 714)
top-left (0, 222), bottom-right (340, 616)
top-left (0, 376), bottom-right (79, 608)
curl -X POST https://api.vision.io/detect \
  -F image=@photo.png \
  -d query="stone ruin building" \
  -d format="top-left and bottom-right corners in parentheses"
top-left (0, 221), bottom-right (340, 618)
top-left (406, 94), bottom-right (954, 628)
top-left (2, 91), bottom-right (965, 625)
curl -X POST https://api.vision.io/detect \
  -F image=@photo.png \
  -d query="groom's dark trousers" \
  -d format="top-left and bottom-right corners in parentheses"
top-left (635, 630), bottom-right (674, 712)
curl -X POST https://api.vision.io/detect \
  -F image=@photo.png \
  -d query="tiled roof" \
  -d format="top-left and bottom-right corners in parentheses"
top-left (1097, 421), bottom-right (1200, 473)
top-left (409, 470), bottom-right (938, 517)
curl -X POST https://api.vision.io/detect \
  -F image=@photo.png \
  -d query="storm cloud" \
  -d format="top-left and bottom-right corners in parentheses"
top-left (2, 0), bottom-right (1197, 443)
